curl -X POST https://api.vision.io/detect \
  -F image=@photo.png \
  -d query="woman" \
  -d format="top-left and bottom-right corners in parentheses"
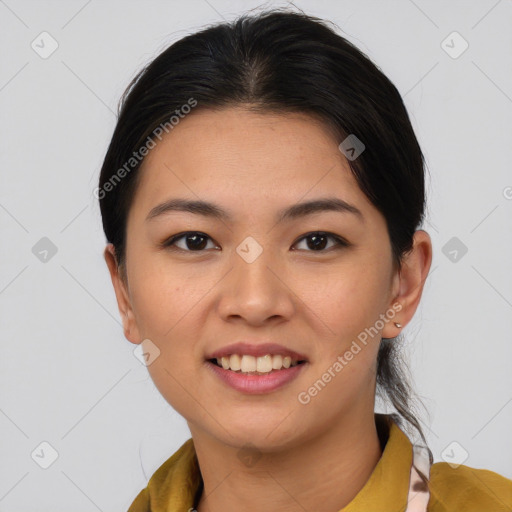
top-left (97, 9), bottom-right (512, 512)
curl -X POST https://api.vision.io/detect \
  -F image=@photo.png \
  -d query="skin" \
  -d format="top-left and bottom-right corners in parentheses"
top-left (104, 107), bottom-right (432, 512)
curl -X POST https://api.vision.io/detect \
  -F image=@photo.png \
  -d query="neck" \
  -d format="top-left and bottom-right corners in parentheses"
top-left (192, 411), bottom-right (384, 512)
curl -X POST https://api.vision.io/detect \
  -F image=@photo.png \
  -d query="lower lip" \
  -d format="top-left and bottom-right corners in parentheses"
top-left (205, 360), bottom-right (307, 394)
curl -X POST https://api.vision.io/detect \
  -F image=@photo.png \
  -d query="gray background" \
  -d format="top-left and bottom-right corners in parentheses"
top-left (1, 0), bottom-right (511, 510)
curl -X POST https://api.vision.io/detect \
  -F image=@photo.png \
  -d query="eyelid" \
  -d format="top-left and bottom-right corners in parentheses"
top-left (161, 231), bottom-right (219, 252)
top-left (161, 230), bottom-right (349, 253)
top-left (292, 231), bottom-right (349, 251)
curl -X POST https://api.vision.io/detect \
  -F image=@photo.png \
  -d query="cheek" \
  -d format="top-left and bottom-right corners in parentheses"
top-left (130, 271), bottom-right (206, 415)
top-left (128, 258), bottom-right (207, 340)
top-left (306, 262), bottom-right (388, 331)
top-left (146, 359), bottom-right (200, 420)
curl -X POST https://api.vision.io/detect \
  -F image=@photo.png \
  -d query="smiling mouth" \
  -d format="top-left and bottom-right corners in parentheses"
top-left (208, 354), bottom-right (307, 375)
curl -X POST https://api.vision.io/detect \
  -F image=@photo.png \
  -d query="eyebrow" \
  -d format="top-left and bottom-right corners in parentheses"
top-left (146, 197), bottom-right (364, 224)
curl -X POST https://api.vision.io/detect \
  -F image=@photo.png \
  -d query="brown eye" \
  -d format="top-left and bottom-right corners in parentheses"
top-left (163, 232), bottom-right (217, 252)
top-left (293, 232), bottom-right (348, 252)
top-left (162, 230), bottom-right (348, 254)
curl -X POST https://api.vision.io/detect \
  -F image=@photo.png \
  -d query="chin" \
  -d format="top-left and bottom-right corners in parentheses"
top-left (216, 417), bottom-right (307, 453)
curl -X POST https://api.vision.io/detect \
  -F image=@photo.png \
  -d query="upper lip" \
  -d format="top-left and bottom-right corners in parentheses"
top-left (205, 342), bottom-right (308, 361)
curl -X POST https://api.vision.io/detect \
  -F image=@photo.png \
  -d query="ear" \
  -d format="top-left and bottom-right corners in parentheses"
top-left (382, 230), bottom-right (432, 338)
top-left (103, 243), bottom-right (142, 344)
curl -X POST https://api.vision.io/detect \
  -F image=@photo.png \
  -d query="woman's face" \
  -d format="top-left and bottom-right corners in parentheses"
top-left (112, 107), bottom-right (404, 451)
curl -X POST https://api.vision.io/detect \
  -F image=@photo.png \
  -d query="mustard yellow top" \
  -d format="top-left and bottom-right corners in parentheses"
top-left (127, 414), bottom-right (512, 511)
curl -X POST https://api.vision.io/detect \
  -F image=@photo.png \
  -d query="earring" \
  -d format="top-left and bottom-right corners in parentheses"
top-left (394, 322), bottom-right (402, 328)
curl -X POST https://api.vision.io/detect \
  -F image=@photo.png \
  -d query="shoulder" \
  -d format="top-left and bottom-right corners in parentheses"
top-left (125, 438), bottom-right (199, 512)
top-left (126, 487), bottom-right (149, 512)
top-left (427, 461), bottom-right (512, 511)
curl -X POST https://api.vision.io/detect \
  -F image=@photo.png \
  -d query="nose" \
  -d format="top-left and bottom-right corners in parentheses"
top-left (216, 243), bottom-right (295, 326)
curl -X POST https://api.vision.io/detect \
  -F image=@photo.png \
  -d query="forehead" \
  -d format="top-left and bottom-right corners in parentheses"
top-left (130, 107), bottom-right (373, 219)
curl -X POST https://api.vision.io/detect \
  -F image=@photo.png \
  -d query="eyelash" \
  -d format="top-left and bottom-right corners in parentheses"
top-left (160, 231), bottom-right (349, 253)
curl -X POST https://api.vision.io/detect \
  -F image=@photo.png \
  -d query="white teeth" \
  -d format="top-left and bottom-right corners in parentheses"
top-left (229, 354), bottom-right (241, 371)
top-left (272, 355), bottom-right (283, 369)
top-left (256, 355), bottom-right (273, 373)
top-left (212, 354), bottom-right (303, 373)
top-left (241, 355), bottom-right (257, 372)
